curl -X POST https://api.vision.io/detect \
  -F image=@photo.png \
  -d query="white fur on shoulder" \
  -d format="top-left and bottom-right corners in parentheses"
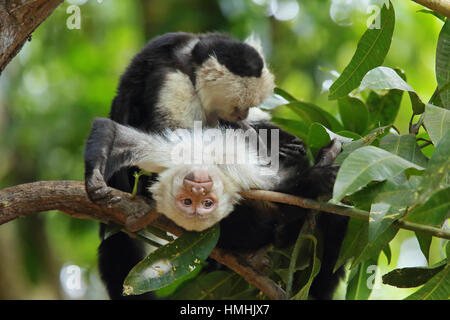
top-left (156, 71), bottom-right (204, 128)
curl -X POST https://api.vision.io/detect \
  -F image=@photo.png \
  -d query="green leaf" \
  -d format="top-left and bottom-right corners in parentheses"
top-left (415, 232), bottom-right (432, 263)
top-left (155, 262), bottom-right (203, 297)
top-left (405, 187), bottom-right (450, 226)
top-left (366, 88), bottom-right (403, 128)
top-left (259, 93), bottom-right (289, 110)
top-left (271, 117), bottom-right (309, 140)
top-left (290, 235), bottom-right (321, 300)
top-left (171, 271), bottom-right (255, 300)
top-left (414, 130), bottom-right (450, 204)
top-left (336, 130), bottom-right (362, 140)
top-left (382, 244), bottom-right (392, 265)
top-left (334, 218), bottom-right (398, 273)
top-left (379, 134), bottom-right (428, 167)
top-left (382, 260), bottom-right (447, 288)
top-left (446, 241), bottom-right (450, 261)
top-left (335, 125), bottom-right (390, 164)
top-left (307, 123), bottom-right (331, 155)
top-left (338, 96), bottom-right (369, 134)
top-left (285, 101), bottom-right (343, 131)
top-left (368, 203), bottom-right (404, 243)
top-left (351, 225), bottom-right (398, 268)
top-left (332, 146), bottom-right (425, 203)
top-left (123, 224), bottom-right (220, 295)
top-left (345, 256), bottom-right (378, 300)
top-left (436, 20), bottom-right (450, 109)
top-left (404, 265), bottom-right (450, 300)
top-left (289, 215), bottom-right (322, 300)
top-left (359, 66), bottom-right (425, 114)
top-left (328, 1), bottom-right (395, 99)
top-left (274, 87), bottom-right (298, 102)
top-left (359, 66), bottom-right (413, 92)
top-left (307, 123), bottom-right (354, 156)
top-left (350, 177), bottom-right (421, 211)
top-left (417, 9), bottom-right (446, 22)
top-left (334, 218), bottom-right (368, 273)
top-left (423, 104), bottom-right (450, 145)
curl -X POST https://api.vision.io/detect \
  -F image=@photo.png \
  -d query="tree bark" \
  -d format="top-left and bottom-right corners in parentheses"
top-left (0, 0), bottom-right (63, 73)
top-left (0, 180), bottom-right (286, 300)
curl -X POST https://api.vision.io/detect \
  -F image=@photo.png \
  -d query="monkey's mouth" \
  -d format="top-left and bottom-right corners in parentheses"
top-left (228, 107), bottom-right (250, 122)
top-left (182, 212), bottom-right (213, 219)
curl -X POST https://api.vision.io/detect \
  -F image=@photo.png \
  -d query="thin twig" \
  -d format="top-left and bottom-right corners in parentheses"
top-left (411, 0), bottom-right (450, 18)
top-left (240, 190), bottom-right (450, 240)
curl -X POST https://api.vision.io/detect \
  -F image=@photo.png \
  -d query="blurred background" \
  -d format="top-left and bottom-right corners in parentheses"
top-left (0, 0), bottom-right (445, 299)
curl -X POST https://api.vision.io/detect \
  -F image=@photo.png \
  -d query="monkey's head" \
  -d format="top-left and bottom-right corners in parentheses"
top-left (193, 35), bottom-right (275, 123)
top-left (149, 165), bottom-right (242, 231)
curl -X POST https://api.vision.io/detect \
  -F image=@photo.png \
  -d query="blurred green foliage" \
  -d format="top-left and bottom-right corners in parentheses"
top-left (0, 0), bottom-right (445, 299)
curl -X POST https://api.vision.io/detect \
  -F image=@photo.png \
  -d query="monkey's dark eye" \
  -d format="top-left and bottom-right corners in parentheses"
top-left (183, 199), bottom-right (192, 206)
top-left (203, 199), bottom-right (213, 208)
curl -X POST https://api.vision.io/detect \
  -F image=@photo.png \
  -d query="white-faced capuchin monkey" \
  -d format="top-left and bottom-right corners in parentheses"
top-left (85, 117), bottom-right (348, 300)
top-left (85, 117), bottom-right (281, 231)
top-left (90, 32), bottom-right (276, 300)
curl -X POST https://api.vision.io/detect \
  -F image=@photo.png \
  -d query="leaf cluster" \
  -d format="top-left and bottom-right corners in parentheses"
top-left (122, 2), bottom-right (449, 300)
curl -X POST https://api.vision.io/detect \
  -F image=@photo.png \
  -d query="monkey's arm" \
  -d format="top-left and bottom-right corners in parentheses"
top-left (84, 118), bottom-right (173, 203)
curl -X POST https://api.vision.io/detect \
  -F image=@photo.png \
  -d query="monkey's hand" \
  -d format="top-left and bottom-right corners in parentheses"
top-left (85, 168), bottom-right (122, 205)
top-left (314, 139), bottom-right (342, 167)
top-left (279, 138), bottom-right (306, 166)
top-left (84, 118), bottom-right (123, 205)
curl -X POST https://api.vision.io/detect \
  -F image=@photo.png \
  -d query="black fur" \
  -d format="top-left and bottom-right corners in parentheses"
top-left (98, 227), bottom-right (154, 300)
top-left (87, 118), bottom-right (348, 300)
top-left (192, 34), bottom-right (263, 77)
top-left (98, 32), bottom-right (271, 300)
top-left (215, 123), bottom-right (348, 300)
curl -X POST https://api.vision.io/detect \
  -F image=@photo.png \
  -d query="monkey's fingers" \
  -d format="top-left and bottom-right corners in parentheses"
top-left (279, 146), bottom-right (303, 160)
top-left (86, 182), bottom-right (122, 206)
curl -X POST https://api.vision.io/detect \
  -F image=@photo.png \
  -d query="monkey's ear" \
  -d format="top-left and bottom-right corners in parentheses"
top-left (244, 33), bottom-right (264, 58)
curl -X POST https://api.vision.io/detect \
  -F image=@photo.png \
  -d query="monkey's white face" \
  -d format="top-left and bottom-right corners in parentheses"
top-left (149, 165), bottom-right (241, 231)
top-left (196, 56), bottom-right (275, 124)
top-left (201, 84), bottom-right (251, 122)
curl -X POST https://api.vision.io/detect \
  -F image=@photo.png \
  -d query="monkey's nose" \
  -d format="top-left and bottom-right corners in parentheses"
top-left (183, 170), bottom-right (213, 193)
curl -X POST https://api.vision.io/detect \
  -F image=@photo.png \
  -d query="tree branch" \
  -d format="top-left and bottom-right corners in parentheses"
top-left (241, 190), bottom-right (450, 240)
top-left (1, 180), bottom-right (449, 300)
top-left (0, 0), bottom-right (63, 73)
top-left (0, 180), bottom-right (286, 300)
top-left (411, 0), bottom-right (450, 17)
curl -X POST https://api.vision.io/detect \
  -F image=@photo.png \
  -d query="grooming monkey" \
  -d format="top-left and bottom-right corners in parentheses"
top-left (87, 32), bottom-right (276, 299)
